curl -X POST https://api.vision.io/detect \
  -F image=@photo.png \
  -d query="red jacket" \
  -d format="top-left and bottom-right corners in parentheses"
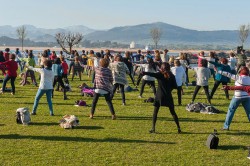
top-left (61, 61), bottom-right (68, 74)
top-left (0, 60), bottom-right (18, 77)
top-left (3, 52), bottom-right (10, 61)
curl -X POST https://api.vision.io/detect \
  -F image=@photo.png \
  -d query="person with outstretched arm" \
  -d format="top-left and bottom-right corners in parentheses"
top-left (142, 62), bottom-right (181, 134)
top-left (219, 66), bottom-right (250, 130)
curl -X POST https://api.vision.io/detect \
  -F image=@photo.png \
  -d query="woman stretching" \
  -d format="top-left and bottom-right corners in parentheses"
top-left (191, 59), bottom-right (211, 104)
top-left (30, 60), bottom-right (54, 116)
top-left (171, 60), bottom-right (186, 105)
top-left (110, 55), bottom-right (129, 105)
top-left (90, 58), bottom-right (116, 120)
top-left (135, 57), bottom-right (157, 98)
top-left (209, 58), bottom-right (231, 99)
top-left (142, 62), bottom-right (181, 133)
top-left (218, 67), bottom-right (250, 130)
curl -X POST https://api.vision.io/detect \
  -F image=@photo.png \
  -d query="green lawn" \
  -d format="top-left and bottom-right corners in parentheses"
top-left (0, 71), bottom-right (249, 166)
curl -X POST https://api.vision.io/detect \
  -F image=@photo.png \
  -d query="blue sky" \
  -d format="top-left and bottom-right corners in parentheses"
top-left (0, 0), bottom-right (249, 30)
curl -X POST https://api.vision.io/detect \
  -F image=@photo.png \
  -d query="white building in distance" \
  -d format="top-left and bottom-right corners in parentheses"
top-left (130, 41), bottom-right (136, 49)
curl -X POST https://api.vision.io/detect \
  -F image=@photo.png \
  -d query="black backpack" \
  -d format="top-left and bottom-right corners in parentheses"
top-left (206, 129), bottom-right (219, 149)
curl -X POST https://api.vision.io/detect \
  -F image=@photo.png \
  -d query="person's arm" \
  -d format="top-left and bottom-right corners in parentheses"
top-left (223, 85), bottom-right (250, 94)
top-left (28, 66), bottom-right (42, 73)
top-left (143, 71), bottom-right (161, 79)
top-left (217, 70), bottom-right (237, 80)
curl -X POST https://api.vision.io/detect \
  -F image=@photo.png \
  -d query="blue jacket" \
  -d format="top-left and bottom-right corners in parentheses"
top-left (209, 61), bottom-right (231, 82)
top-left (52, 64), bottom-right (63, 77)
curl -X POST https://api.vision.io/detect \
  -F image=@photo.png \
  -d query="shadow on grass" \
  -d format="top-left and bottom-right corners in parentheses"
top-left (115, 116), bottom-right (227, 123)
top-left (0, 124), bottom-right (5, 126)
top-left (0, 134), bottom-right (175, 144)
top-left (31, 122), bottom-right (59, 126)
top-left (74, 126), bottom-right (104, 130)
top-left (219, 145), bottom-right (247, 150)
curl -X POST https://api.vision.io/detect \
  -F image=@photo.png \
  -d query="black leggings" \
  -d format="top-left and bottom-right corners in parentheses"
top-left (192, 85), bottom-right (211, 104)
top-left (151, 105), bottom-right (180, 130)
top-left (111, 83), bottom-right (125, 103)
top-left (210, 80), bottom-right (229, 99)
top-left (91, 93), bottom-right (115, 115)
top-left (140, 79), bottom-right (156, 96)
top-left (177, 86), bottom-right (183, 105)
top-left (53, 76), bottom-right (65, 89)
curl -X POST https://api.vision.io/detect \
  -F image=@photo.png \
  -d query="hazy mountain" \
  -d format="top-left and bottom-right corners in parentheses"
top-left (0, 24), bottom-right (96, 42)
top-left (85, 22), bottom-right (240, 45)
top-left (0, 22), bottom-right (244, 46)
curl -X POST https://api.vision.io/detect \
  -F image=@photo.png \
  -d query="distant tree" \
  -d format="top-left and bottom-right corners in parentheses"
top-left (239, 24), bottom-right (250, 47)
top-left (150, 28), bottom-right (162, 49)
top-left (16, 25), bottom-right (27, 51)
top-left (55, 32), bottom-right (83, 54)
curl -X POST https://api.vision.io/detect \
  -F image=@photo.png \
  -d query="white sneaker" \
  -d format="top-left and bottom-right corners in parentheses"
top-left (138, 95), bottom-right (142, 98)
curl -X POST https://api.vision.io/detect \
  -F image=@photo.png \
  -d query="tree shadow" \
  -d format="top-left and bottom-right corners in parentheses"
top-left (0, 134), bottom-right (175, 144)
top-left (219, 145), bottom-right (247, 150)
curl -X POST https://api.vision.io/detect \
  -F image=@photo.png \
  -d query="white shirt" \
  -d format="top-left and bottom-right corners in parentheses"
top-left (228, 57), bottom-right (237, 70)
top-left (140, 64), bottom-right (156, 81)
top-left (32, 68), bottom-right (54, 89)
top-left (171, 66), bottom-right (186, 86)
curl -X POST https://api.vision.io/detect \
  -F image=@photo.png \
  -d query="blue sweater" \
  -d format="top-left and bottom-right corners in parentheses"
top-left (52, 64), bottom-right (63, 77)
top-left (209, 61), bottom-right (231, 82)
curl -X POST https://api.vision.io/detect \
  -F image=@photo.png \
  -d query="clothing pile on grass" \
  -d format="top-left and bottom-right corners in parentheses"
top-left (186, 102), bottom-right (220, 114)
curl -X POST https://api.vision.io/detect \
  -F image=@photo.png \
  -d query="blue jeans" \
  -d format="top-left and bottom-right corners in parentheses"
top-left (2, 74), bottom-right (16, 94)
top-left (32, 89), bottom-right (53, 115)
top-left (223, 97), bottom-right (250, 129)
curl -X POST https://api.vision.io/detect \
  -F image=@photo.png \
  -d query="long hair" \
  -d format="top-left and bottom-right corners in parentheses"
top-left (160, 62), bottom-right (171, 79)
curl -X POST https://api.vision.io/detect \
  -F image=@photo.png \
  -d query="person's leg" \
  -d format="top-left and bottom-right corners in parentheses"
top-left (91, 70), bottom-right (95, 83)
top-left (90, 93), bottom-right (100, 118)
top-left (177, 86), bottom-right (182, 105)
top-left (150, 106), bottom-right (160, 133)
top-left (139, 79), bottom-right (147, 97)
top-left (29, 70), bottom-right (37, 86)
top-left (120, 84), bottom-right (125, 105)
top-left (32, 89), bottom-right (45, 114)
top-left (111, 83), bottom-right (118, 99)
top-left (150, 81), bottom-right (156, 96)
top-left (242, 98), bottom-right (250, 121)
top-left (136, 74), bottom-right (143, 87)
top-left (223, 97), bottom-right (241, 130)
top-left (222, 81), bottom-right (229, 99)
top-left (192, 86), bottom-right (201, 102)
top-left (169, 104), bottom-right (181, 133)
top-left (45, 89), bottom-right (53, 115)
top-left (52, 76), bottom-right (58, 97)
top-left (185, 68), bottom-right (189, 85)
top-left (1, 74), bottom-right (10, 92)
top-left (203, 86), bottom-right (211, 104)
top-left (210, 80), bottom-right (220, 99)
top-left (58, 76), bottom-right (67, 100)
top-left (78, 71), bottom-right (82, 81)
top-left (10, 77), bottom-right (16, 94)
top-left (104, 93), bottom-right (116, 118)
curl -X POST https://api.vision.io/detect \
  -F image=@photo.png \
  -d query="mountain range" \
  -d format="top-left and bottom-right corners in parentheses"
top-left (0, 22), bottom-right (245, 46)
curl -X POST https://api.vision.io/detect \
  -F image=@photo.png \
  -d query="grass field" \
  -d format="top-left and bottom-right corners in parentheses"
top-left (0, 70), bottom-right (250, 166)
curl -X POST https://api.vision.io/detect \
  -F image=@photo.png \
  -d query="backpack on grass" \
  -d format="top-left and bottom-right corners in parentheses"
top-left (16, 107), bottom-right (31, 125)
top-left (59, 115), bottom-right (79, 129)
top-left (206, 129), bottom-right (219, 149)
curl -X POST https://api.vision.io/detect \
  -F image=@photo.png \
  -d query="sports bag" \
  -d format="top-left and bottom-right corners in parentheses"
top-left (16, 107), bottom-right (31, 125)
top-left (206, 129), bottom-right (219, 149)
top-left (59, 115), bottom-right (79, 129)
